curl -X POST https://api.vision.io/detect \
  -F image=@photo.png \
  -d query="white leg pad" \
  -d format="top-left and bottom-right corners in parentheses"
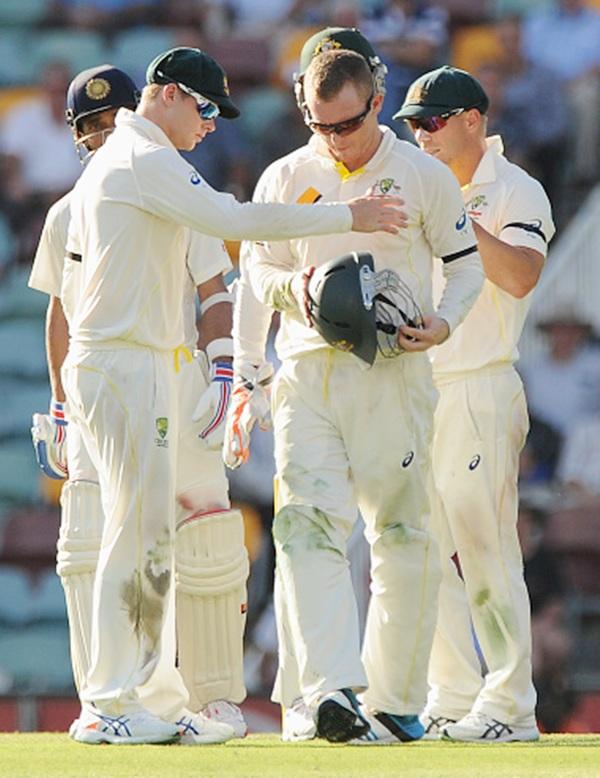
top-left (175, 509), bottom-right (249, 708)
top-left (56, 479), bottom-right (104, 693)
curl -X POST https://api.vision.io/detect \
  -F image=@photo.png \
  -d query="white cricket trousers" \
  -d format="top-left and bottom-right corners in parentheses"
top-left (272, 349), bottom-right (440, 713)
top-left (427, 365), bottom-right (537, 724)
top-left (63, 344), bottom-right (179, 715)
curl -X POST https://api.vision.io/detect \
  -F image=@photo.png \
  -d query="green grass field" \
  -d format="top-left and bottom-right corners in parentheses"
top-left (0, 734), bottom-right (599, 778)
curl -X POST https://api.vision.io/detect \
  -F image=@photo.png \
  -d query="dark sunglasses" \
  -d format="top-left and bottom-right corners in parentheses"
top-left (406, 108), bottom-right (465, 134)
top-left (305, 94), bottom-right (374, 137)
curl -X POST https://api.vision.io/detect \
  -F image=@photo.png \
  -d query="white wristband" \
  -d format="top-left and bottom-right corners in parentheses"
top-left (206, 337), bottom-right (234, 361)
top-left (200, 291), bottom-right (233, 315)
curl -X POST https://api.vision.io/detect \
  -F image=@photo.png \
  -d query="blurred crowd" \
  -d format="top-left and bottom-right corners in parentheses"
top-left (0, 0), bottom-right (600, 733)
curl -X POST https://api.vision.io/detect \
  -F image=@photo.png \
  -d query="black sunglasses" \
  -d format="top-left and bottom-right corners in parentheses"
top-left (305, 94), bottom-right (374, 137)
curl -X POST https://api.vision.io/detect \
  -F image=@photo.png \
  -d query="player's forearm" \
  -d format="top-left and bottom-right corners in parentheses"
top-left (248, 257), bottom-right (302, 315)
top-left (233, 271), bottom-right (273, 369)
top-left (472, 221), bottom-right (544, 298)
top-left (436, 251), bottom-right (485, 333)
top-left (46, 296), bottom-right (69, 402)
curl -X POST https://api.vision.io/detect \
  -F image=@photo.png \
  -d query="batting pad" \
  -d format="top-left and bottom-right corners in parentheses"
top-left (56, 479), bottom-right (104, 693)
top-left (175, 509), bottom-right (249, 708)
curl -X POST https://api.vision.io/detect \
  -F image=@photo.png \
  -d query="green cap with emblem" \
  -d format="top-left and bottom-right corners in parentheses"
top-left (298, 27), bottom-right (381, 76)
top-left (393, 65), bottom-right (489, 120)
top-left (146, 46), bottom-right (240, 119)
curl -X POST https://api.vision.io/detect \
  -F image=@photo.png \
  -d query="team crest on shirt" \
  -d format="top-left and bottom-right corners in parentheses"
top-left (376, 177), bottom-right (401, 195)
top-left (155, 417), bottom-right (169, 447)
top-left (466, 194), bottom-right (487, 218)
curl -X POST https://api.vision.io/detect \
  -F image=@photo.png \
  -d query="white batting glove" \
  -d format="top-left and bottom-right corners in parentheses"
top-left (192, 360), bottom-right (234, 449)
top-left (223, 361), bottom-right (274, 469)
top-left (31, 399), bottom-right (68, 480)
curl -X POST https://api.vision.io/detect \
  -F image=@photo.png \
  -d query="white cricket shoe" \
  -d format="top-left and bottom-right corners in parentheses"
top-left (281, 698), bottom-right (316, 742)
top-left (316, 688), bottom-right (371, 743)
top-left (200, 700), bottom-right (248, 739)
top-left (174, 708), bottom-right (235, 745)
top-left (71, 706), bottom-right (180, 745)
top-left (420, 713), bottom-right (457, 740)
top-left (442, 712), bottom-right (540, 743)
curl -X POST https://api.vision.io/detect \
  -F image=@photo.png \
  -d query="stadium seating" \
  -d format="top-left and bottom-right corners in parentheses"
top-left (0, 0), bottom-right (47, 27)
top-left (0, 565), bottom-right (34, 625)
top-left (29, 30), bottom-right (108, 75)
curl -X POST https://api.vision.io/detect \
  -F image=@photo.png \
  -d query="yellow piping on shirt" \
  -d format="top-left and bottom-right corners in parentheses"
top-left (173, 345), bottom-right (193, 373)
top-left (334, 161), bottom-right (365, 181)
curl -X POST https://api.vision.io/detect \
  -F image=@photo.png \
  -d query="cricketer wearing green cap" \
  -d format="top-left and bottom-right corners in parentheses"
top-left (294, 27), bottom-right (387, 110)
top-left (396, 63), bottom-right (554, 744)
top-left (393, 65), bottom-right (489, 120)
top-left (146, 46), bottom-right (240, 119)
top-left (230, 24), bottom-right (486, 748)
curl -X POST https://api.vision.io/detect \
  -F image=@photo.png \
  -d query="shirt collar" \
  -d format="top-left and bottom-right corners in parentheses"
top-left (308, 125), bottom-right (396, 178)
top-left (115, 108), bottom-right (177, 151)
top-left (468, 135), bottom-right (504, 187)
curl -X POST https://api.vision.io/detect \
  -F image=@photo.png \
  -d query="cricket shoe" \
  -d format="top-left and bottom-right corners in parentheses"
top-left (200, 700), bottom-right (248, 738)
top-left (316, 688), bottom-right (371, 743)
top-left (71, 706), bottom-right (180, 745)
top-left (442, 712), bottom-right (540, 743)
top-left (281, 698), bottom-right (316, 742)
top-left (351, 711), bottom-right (425, 744)
top-left (174, 708), bottom-right (235, 744)
top-left (420, 713), bottom-right (457, 740)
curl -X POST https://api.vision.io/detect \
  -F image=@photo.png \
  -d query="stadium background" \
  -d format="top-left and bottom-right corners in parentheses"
top-left (0, 0), bottom-right (599, 735)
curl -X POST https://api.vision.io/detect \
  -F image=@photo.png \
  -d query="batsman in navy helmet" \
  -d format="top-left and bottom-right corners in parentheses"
top-left (65, 64), bottom-right (139, 161)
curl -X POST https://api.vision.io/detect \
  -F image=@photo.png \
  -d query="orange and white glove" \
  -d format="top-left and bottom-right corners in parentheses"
top-left (222, 361), bottom-right (274, 469)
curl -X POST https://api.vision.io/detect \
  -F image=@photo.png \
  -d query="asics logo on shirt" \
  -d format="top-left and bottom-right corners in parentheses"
top-left (468, 454), bottom-right (481, 470)
top-left (402, 451), bottom-right (415, 467)
top-left (455, 210), bottom-right (467, 231)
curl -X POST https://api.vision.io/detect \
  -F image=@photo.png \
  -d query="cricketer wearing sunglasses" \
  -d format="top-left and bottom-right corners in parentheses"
top-left (29, 62), bottom-right (250, 746)
top-left (239, 32), bottom-right (485, 744)
top-left (60, 46), bottom-right (405, 746)
top-left (395, 66), bottom-right (555, 743)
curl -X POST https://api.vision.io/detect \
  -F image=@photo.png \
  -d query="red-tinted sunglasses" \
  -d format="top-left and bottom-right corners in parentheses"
top-left (406, 107), bottom-right (465, 134)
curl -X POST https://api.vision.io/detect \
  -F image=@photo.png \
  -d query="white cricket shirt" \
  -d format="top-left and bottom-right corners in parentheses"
top-left (247, 127), bottom-right (484, 362)
top-left (28, 191), bottom-right (72, 299)
top-left (431, 136), bottom-right (555, 375)
top-left (66, 109), bottom-right (352, 350)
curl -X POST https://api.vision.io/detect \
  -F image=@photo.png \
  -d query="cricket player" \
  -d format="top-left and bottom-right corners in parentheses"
top-left (29, 64), bottom-right (242, 745)
top-left (60, 46), bottom-right (405, 744)
top-left (243, 45), bottom-right (485, 743)
top-left (395, 66), bottom-right (555, 742)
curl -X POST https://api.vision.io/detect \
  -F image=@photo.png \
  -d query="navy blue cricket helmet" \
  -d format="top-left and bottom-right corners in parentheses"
top-left (65, 64), bottom-right (139, 131)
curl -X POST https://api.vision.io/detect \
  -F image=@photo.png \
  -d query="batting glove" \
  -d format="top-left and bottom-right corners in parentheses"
top-left (223, 361), bottom-right (274, 469)
top-left (192, 360), bottom-right (234, 449)
top-left (31, 399), bottom-right (68, 480)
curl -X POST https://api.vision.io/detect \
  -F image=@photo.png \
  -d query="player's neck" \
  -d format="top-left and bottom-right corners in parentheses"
top-left (450, 139), bottom-right (487, 187)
